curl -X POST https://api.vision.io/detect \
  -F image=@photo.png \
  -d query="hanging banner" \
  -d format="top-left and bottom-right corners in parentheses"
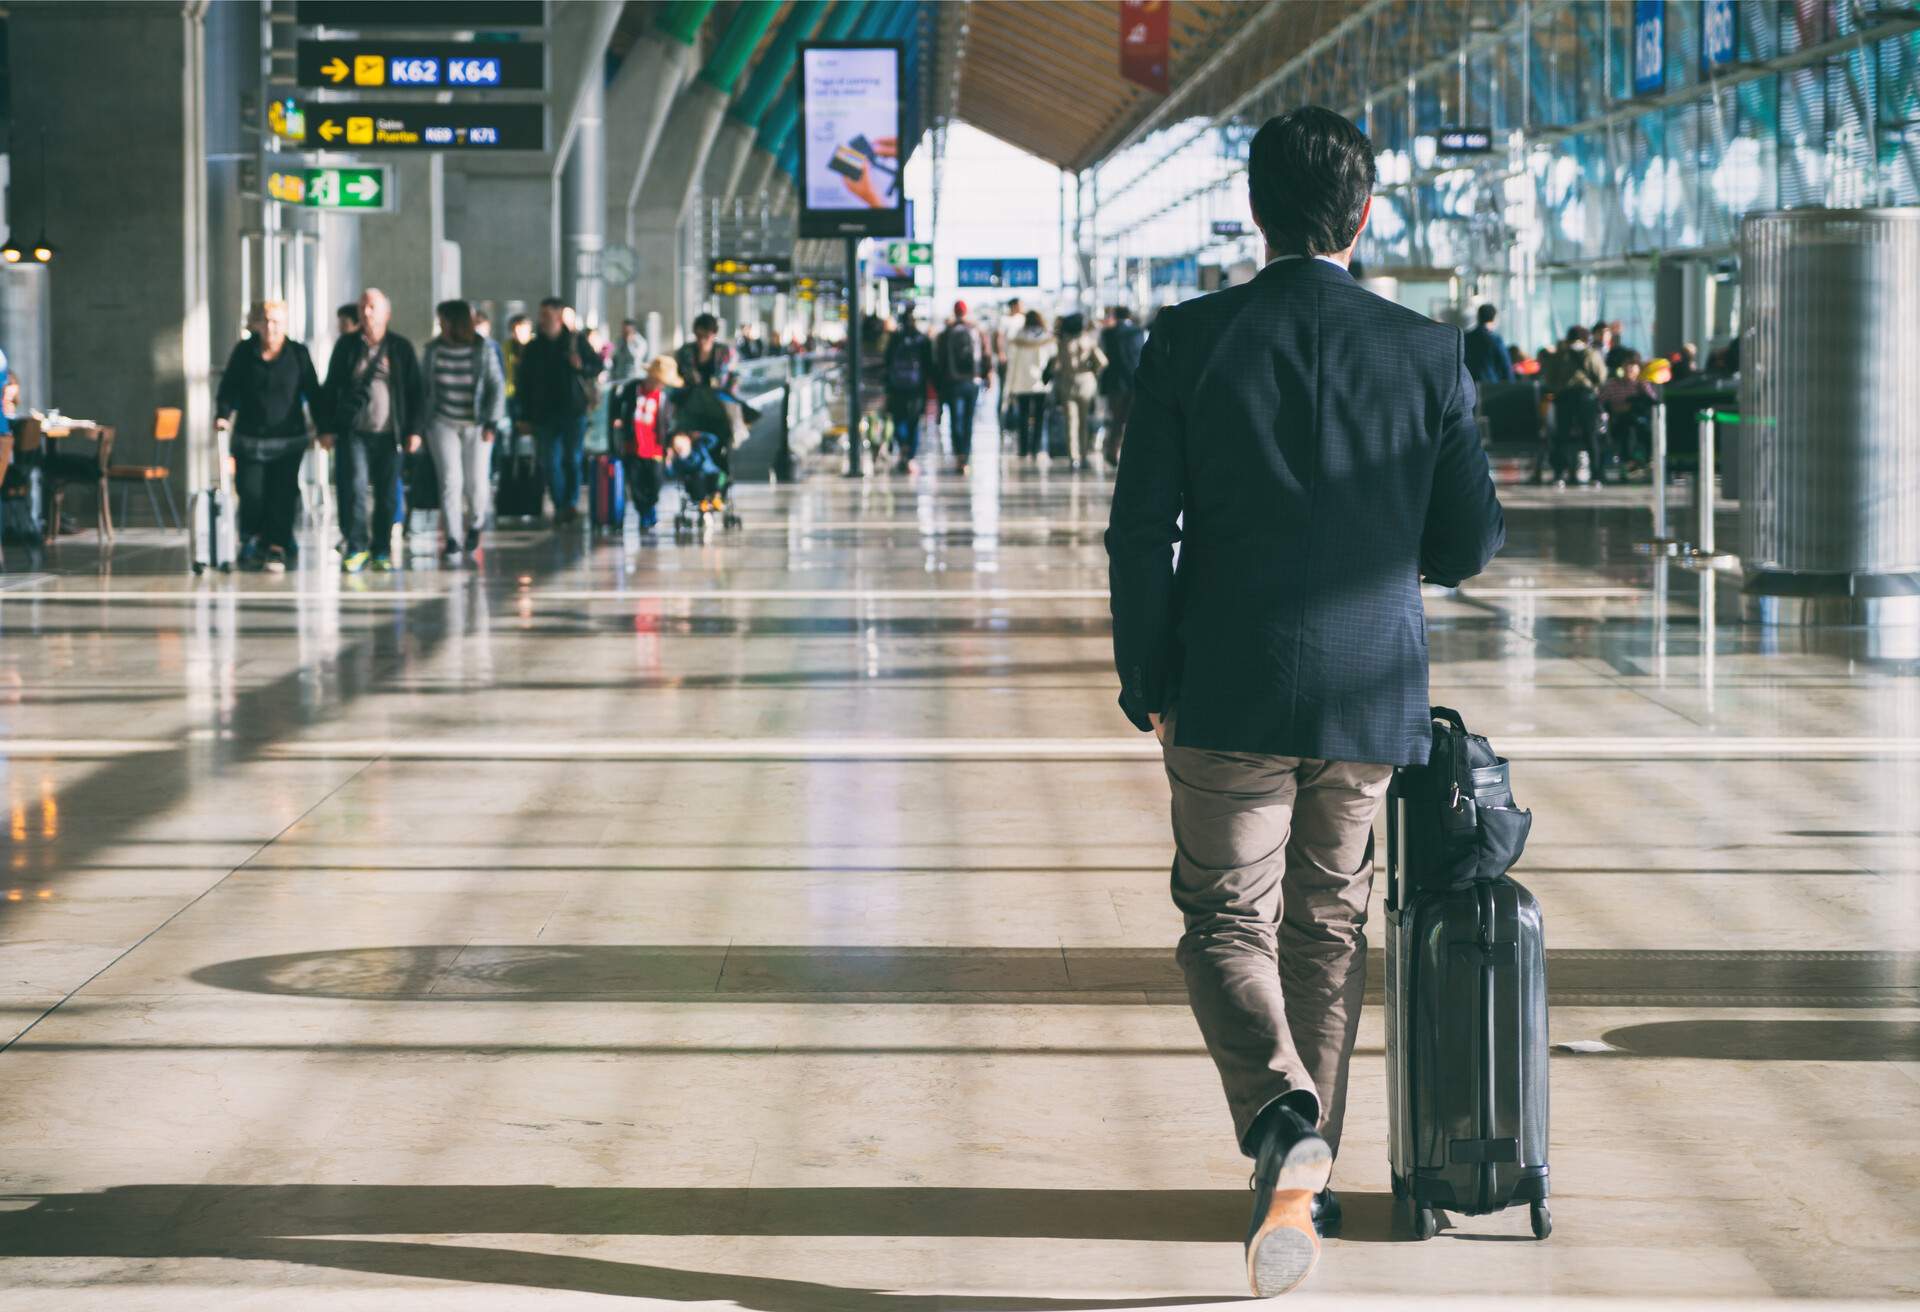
top-left (1701, 0), bottom-right (1739, 73)
top-left (798, 41), bottom-right (907, 240)
top-left (1120, 0), bottom-right (1169, 95)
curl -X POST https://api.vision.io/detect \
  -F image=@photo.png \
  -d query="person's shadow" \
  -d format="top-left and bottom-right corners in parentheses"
top-left (0, 1182), bottom-right (1372, 1307)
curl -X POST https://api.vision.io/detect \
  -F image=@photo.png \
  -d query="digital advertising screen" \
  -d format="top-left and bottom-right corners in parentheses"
top-left (798, 41), bottom-right (906, 240)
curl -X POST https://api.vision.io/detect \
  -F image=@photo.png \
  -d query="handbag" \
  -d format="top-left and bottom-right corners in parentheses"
top-left (1391, 706), bottom-right (1532, 893)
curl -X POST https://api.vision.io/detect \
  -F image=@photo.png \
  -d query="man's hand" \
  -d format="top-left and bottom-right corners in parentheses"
top-left (214, 416), bottom-right (231, 432)
top-left (317, 434), bottom-right (334, 451)
top-left (406, 434), bottom-right (422, 454)
top-left (482, 427), bottom-right (494, 444)
top-left (1149, 712), bottom-right (1170, 744)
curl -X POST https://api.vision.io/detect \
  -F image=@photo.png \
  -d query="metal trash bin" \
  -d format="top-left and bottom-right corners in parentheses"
top-left (1741, 209), bottom-right (1920, 625)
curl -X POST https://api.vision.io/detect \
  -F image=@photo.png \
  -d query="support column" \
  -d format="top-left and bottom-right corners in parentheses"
top-left (631, 81), bottom-right (732, 337)
top-left (560, 70), bottom-right (606, 327)
top-left (606, 29), bottom-right (701, 318)
top-left (8, 0), bottom-right (215, 499)
top-left (360, 155), bottom-right (450, 342)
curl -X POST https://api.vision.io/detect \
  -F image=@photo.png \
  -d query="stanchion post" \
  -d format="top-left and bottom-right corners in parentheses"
top-left (845, 236), bottom-right (862, 478)
top-left (1649, 400), bottom-right (1667, 542)
top-left (1696, 408), bottom-right (1716, 557)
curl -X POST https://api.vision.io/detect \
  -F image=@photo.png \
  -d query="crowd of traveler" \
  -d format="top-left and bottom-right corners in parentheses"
top-left (191, 285), bottom-right (784, 572)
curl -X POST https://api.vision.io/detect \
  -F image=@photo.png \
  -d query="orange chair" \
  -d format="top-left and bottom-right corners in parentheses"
top-left (107, 406), bottom-right (183, 530)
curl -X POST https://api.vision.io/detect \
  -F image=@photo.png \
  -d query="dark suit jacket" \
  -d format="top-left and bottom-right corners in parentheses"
top-left (1105, 257), bottom-right (1506, 765)
top-left (319, 330), bottom-right (424, 440)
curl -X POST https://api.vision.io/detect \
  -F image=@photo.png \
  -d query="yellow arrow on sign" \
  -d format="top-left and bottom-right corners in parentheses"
top-left (322, 57), bottom-right (349, 83)
top-left (318, 119), bottom-right (342, 142)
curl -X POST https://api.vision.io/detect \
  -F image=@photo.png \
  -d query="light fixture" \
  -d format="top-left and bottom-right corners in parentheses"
top-left (30, 237), bottom-right (52, 263)
top-left (0, 240), bottom-right (20, 264)
top-left (26, 127), bottom-right (52, 264)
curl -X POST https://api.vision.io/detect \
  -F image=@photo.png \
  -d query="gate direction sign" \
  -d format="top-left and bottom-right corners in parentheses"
top-left (296, 1), bottom-right (546, 27)
top-left (712, 255), bottom-right (792, 277)
top-left (794, 276), bottom-right (846, 302)
top-left (297, 40), bottom-right (545, 90)
top-left (267, 165), bottom-right (394, 212)
top-left (306, 103), bottom-right (545, 150)
top-left (956, 258), bottom-right (1039, 289)
top-left (1435, 126), bottom-right (1495, 154)
top-left (710, 278), bottom-right (788, 297)
top-left (881, 241), bottom-right (932, 267)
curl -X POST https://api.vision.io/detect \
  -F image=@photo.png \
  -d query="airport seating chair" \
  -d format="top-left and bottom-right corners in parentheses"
top-left (107, 405), bottom-right (183, 531)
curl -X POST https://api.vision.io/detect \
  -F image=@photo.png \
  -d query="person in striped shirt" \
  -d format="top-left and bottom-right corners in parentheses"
top-left (421, 299), bottom-right (508, 560)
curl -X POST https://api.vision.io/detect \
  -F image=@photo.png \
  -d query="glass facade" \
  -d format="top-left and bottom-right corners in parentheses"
top-left (1087, 0), bottom-right (1920, 355)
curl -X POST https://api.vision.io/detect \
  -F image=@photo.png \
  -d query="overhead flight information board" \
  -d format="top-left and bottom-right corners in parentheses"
top-left (306, 103), bottom-right (545, 150)
top-left (296, 41), bottom-right (545, 90)
top-left (296, 1), bottom-right (545, 27)
top-left (957, 258), bottom-right (1039, 288)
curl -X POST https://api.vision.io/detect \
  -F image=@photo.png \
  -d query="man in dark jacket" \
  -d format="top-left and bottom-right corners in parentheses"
top-left (319, 287), bottom-right (424, 572)
top-left (1105, 106), bottom-right (1504, 1297)
top-left (934, 301), bottom-right (990, 473)
top-left (1464, 303), bottom-right (1514, 385)
top-left (1097, 305), bottom-right (1146, 463)
top-left (881, 308), bottom-right (936, 473)
top-left (516, 297), bottom-right (603, 523)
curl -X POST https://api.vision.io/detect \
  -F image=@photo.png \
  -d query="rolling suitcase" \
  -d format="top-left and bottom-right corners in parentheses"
top-left (496, 453), bottom-right (544, 521)
top-left (190, 426), bottom-right (238, 574)
top-left (1384, 708), bottom-right (1551, 1241)
top-left (589, 453), bottom-right (625, 533)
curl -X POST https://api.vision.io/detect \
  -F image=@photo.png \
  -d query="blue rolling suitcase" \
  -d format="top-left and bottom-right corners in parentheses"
top-left (1384, 707), bottom-right (1551, 1241)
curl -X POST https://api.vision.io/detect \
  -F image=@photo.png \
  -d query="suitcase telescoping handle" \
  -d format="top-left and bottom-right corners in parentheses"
top-left (1385, 779), bottom-right (1403, 913)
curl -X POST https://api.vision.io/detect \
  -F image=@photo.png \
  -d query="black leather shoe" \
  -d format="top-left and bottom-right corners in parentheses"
top-left (1311, 1188), bottom-right (1341, 1238)
top-left (1244, 1103), bottom-right (1332, 1297)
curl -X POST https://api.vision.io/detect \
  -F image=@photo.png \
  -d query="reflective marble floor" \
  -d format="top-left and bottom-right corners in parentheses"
top-left (0, 419), bottom-right (1916, 1310)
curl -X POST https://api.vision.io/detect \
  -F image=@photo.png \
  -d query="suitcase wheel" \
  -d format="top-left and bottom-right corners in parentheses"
top-left (220, 563), bottom-right (233, 574)
top-left (192, 563), bottom-right (206, 576)
top-left (1530, 1201), bottom-right (1552, 1240)
top-left (1411, 1204), bottom-right (1439, 1241)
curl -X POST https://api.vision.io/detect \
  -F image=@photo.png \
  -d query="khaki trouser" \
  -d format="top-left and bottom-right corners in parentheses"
top-left (1162, 730), bottom-right (1391, 1158)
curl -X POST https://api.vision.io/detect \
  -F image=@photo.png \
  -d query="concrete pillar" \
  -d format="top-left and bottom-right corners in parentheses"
top-left (737, 147), bottom-right (780, 205)
top-left (359, 155), bottom-right (450, 343)
top-left (631, 81), bottom-right (732, 339)
top-left (560, 71), bottom-right (606, 327)
top-left (446, 169), bottom-right (550, 317)
top-left (8, 1), bottom-right (216, 497)
top-left (607, 32), bottom-right (701, 319)
top-left (703, 118), bottom-right (760, 205)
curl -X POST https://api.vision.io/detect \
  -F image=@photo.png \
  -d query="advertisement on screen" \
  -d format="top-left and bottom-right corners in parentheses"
top-left (799, 42), bottom-right (907, 240)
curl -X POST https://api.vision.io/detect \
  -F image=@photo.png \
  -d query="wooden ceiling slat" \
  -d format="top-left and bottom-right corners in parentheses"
top-left (963, 33), bottom-right (1122, 105)
top-left (960, 73), bottom-right (1114, 134)
top-left (966, 12), bottom-right (1118, 74)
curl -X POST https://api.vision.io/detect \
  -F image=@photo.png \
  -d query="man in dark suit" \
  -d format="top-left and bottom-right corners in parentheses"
top-left (1106, 106), bottom-right (1504, 1297)
top-left (1464, 302), bottom-right (1515, 385)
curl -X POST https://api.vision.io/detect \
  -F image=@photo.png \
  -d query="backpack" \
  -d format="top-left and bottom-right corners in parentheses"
top-left (941, 324), bottom-right (980, 381)
top-left (886, 334), bottom-right (925, 391)
top-left (1390, 707), bottom-right (1532, 894)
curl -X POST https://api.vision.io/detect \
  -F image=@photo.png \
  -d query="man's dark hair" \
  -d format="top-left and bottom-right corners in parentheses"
top-left (1247, 106), bottom-right (1377, 257)
top-left (538, 296), bottom-right (566, 312)
top-left (1566, 324), bottom-right (1590, 344)
top-left (1114, 305), bottom-right (1133, 322)
top-left (623, 319), bottom-right (638, 330)
top-left (692, 312), bottom-right (719, 334)
top-left (1476, 303), bottom-right (1498, 326)
top-left (336, 303), bottom-right (360, 327)
top-left (435, 298), bottom-right (476, 344)
top-left (507, 313), bottom-right (530, 330)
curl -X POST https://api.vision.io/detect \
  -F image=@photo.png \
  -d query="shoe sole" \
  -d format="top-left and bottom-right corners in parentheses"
top-left (1247, 1135), bottom-right (1332, 1298)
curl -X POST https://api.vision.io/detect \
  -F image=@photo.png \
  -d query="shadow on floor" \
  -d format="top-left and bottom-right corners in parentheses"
top-left (0, 1183), bottom-right (1262, 1309)
top-left (1601, 1018), bottom-right (1920, 1061)
top-left (189, 943), bottom-right (1920, 1007)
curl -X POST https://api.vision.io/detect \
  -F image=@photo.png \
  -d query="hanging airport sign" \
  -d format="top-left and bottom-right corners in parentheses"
top-left (794, 276), bottom-right (846, 302)
top-left (880, 241), bottom-right (932, 267)
top-left (1210, 219), bottom-right (1248, 238)
top-left (1632, 0), bottom-right (1665, 95)
top-left (1701, 0), bottom-right (1739, 74)
top-left (266, 164), bottom-right (395, 212)
top-left (1435, 126), bottom-right (1495, 155)
top-left (956, 258), bottom-right (1039, 289)
top-left (711, 255), bottom-right (792, 277)
top-left (297, 40), bottom-right (545, 91)
top-left (295, 1), bottom-right (546, 27)
top-left (306, 103), bottom-right (545, 150)
top-left (710, 278), bottom-right (789, 297)
top-left (797, 41), bottom-right (907, 240)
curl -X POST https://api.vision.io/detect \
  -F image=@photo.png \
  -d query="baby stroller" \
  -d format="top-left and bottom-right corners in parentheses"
top-left (667, 430), bottom-right (742, 540)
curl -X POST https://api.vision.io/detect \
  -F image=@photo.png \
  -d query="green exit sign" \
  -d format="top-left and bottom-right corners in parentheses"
top-left (884, 241), bottom-right (932, 266)
top-left (266, 165), bottom-right (394, 213)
